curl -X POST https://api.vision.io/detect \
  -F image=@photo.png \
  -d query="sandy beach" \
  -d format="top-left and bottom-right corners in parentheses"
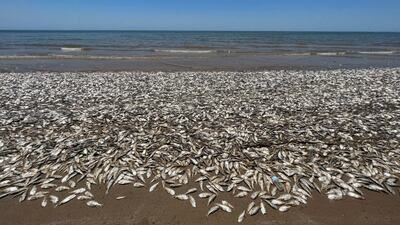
top-left (1, 68), bottom-right (399, 225)
top-left (1, 185), bottom-right (400, 225)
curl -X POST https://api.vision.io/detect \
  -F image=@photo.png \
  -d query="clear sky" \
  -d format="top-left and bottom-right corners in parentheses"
top-left (0, 0), bottom-right (399, 31)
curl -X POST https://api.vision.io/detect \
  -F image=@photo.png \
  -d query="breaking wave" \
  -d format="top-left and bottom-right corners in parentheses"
top-left (154, 49), bottom-right (214, 54)
top-left (358, 51), bottom-right (396, 55)
top-left (61, 47), bottom-right (84, 52)
top-left (316, 52), bottom-right (346, 56)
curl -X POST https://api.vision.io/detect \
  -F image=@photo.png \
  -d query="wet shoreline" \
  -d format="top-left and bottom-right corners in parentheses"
top-left (1, 54), bottom-right (400, 72)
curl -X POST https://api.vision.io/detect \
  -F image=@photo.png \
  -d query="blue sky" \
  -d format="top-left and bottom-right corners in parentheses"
top-left (0, 0), bottom-right (399, 31)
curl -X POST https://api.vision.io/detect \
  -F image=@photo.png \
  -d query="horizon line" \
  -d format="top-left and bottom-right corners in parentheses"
top-left (0, 29), bottom-right (399, 33)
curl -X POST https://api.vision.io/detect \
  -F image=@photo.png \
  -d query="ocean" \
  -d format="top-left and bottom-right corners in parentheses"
top-left (0, 31), bottom-right (399, 71)
top-left (1, 31), bottom-right (399, 58)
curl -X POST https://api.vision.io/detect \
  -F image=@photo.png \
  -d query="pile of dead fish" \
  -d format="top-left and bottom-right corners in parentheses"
top-left (0, 68), bottom-right (399, 222)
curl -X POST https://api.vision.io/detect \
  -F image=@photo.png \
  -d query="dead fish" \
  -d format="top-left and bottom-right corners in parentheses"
top-left (189, 195), bottom-right (196, 208)
top-left (237, 186), bottom-right (252, 192)
top-left (70, 188), bottom-right (86, 194)
top-left (265, 200), bottom-right (278, 210)
top-left (57, 194), bottom-right (76, 206)
top-left (346, 191), bottom-right (364, 199)
top-left (195, 176), bottom-right (207, 182)
top-left (251, 191), bottom-right (260, 199)
top-left (328, 193), bottom-right (343, 200)
top-left (271, 199), bottom-right (285, 205)
top-left (68, 181), bottom-right (76, 188)
top-left (221, 200), bottom-right (234, 209)
top-left (77, 195), bottom-right (92, 200)
top-left (133, 182), bottom-right (145, 188)
top-left (117, 179), bottom-right (133, 185)
top-left (226, 183), bottom-right (235, 192)
top-left (216, 203), bottom-right (232, 213)
top-left (3, 187), bottom-right (18, 193)
top-left (207, 194), bottom-right (216, 205)
top-left (207, 205), bottom-right (220, 216)
top-left (248, 205), bottom-right (260, 216)
top-left (199, 192), bottom-right (212, 198)
top-left (260, 202), bottom-right (267, 214)
top-left (185, 188), bottom-right (197, 195)
top-left (149, 182), bottom-right (159, 192)
top-left (85, 191), bottom-right (94, 198)
top-left (278, 205), bottom-right (291, 212)
top-left (41, 198), bottom-right (47, 207)
top-left (170, 183), bottom-right (183, 188)
top-left (41, 183), bottom-right (57, 189)
top-left (55, 186), bottom-right (70, 192)
top-left (247, 201), bottom-right (255, 212)
top-left (19, 191), bottom-right (27, 202)
top-left (174, 194), bottom-right (189, 201)
top-left (234, 191), bottom-right (248, 198)
top-left (164, 187), bottom-right (175, 196)
top-left (278, 193), bottom-right (292, 201)
top-left (87, 200), bottom-right (103, 208)
top-left (29, 186), bottom-right (37, 196)
top-left (116, 196), bottom-right (126, 200)
top-left (238, 210), bottom-right (245, 223)
top-left (49, 195), bottom-right (59, 204)
top-left (28, 191), bottom-right (48, 201)
top-left (366, 184), bottom-right (384, 192)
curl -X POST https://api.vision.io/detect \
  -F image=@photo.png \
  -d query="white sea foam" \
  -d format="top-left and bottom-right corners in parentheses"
top-left (154, 49), bottom-right (214, 54)
top-left (316, 52), bottom-right (346, 56)
top-left (358, 51), bottom-right (395, 55)
top-left (284, 53), bottom-right (312, 56)
top-left (61, 47), bottom-right (83, 52)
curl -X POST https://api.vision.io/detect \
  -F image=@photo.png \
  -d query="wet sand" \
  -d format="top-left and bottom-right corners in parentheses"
top-left (1, 185), bottom-right (399, 225)
top-left (1, 54), bottom-right (400, 72)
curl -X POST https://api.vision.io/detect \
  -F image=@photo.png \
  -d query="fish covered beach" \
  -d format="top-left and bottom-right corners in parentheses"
top-left (1, 68), bottom-right (400, 225)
